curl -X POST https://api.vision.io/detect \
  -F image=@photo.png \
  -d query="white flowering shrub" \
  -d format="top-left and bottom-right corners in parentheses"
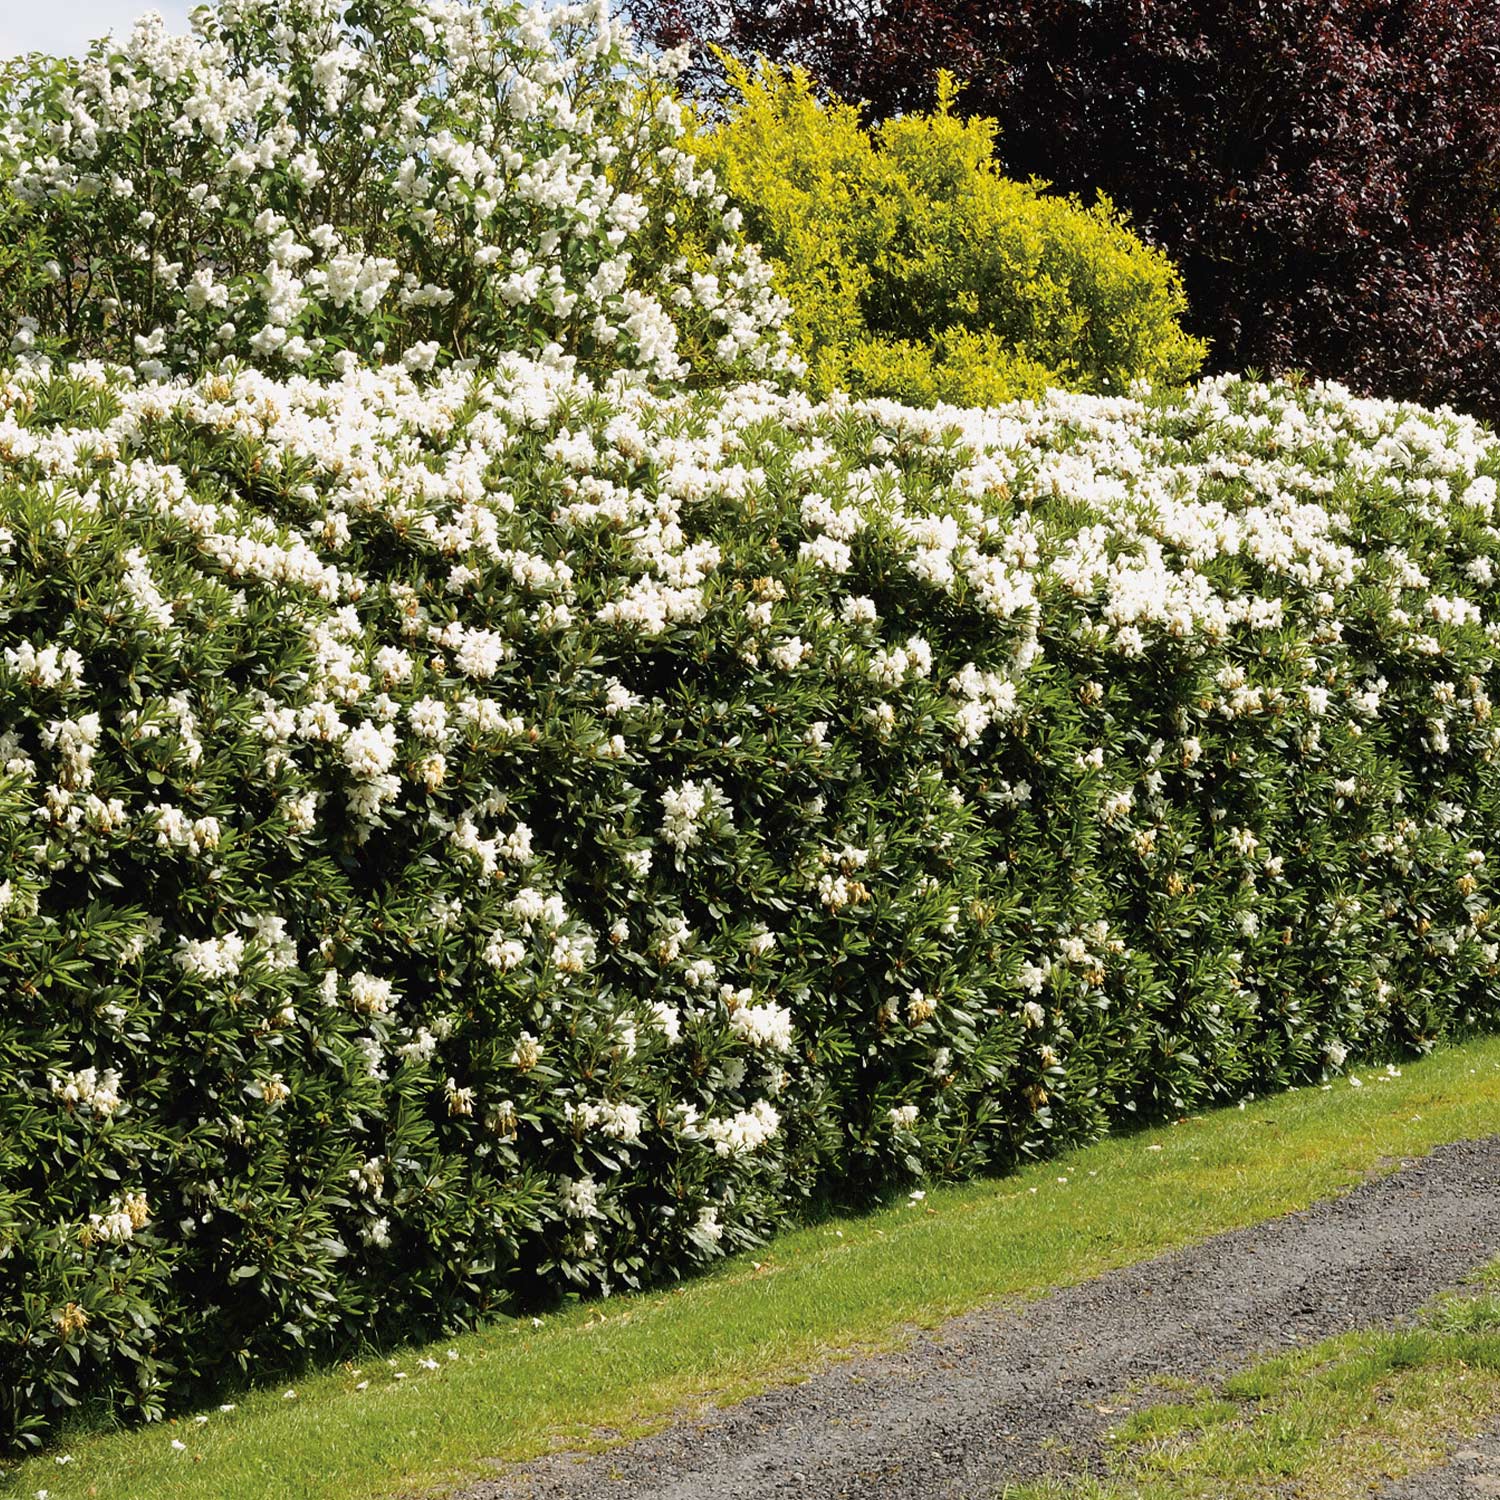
top-left (5, 355), bottom-right (1500, 1443)
top-left (0, 0), bottom-right (796, 383)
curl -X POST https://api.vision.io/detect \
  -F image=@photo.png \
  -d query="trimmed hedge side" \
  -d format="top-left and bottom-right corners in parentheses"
top-left (4, 358), bottom-right (1500, 1443)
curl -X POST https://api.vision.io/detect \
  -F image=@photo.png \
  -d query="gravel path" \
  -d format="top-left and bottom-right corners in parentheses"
top-left (456, 1136), bottom-right (1500, 1500)
top-left (1380, 1427), bottom-right (1500, 1499)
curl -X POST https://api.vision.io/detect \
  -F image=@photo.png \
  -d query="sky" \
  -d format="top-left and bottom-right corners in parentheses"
top-left (1, 2), bottom-right (194, 59)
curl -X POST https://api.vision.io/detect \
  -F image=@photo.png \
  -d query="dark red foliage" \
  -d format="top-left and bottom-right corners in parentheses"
top-left (629, 0), bottom-right (1500, 422)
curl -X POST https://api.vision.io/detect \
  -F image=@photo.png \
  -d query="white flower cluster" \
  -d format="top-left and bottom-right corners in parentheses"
top-left (49, 1065), bottom-right (125, 1118)
top-left (85, 1190), bottom-right (150, 1246)
top-left (726, 996), bottom-right (796, 1053)
top-left (174, 933), bottom-right (246, 981)
top-left (660, 778), bottom-right (733, 852)
top-left (694, 1101), bottom-right (782, 1157)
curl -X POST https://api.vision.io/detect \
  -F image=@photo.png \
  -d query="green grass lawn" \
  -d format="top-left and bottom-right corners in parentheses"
top-left (7, 1036), bottom-right (1500, 1500)
top-left (1005, 1260), bottom-right (1500, 1499)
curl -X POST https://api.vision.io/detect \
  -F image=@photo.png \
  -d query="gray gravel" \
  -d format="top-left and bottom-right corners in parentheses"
top-left (453, 1136), bottom-right (1500, 1500)
top-left (1379, 1426), bottom-right (1500, 1499)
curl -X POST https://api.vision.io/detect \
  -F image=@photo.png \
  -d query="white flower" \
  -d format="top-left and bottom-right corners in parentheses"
top-left (348, 972), bottom-right (396, 1017)
top-left (485, 933), bottom-right (528, 971)
top-left (603, 678), bottom-right (643, 715)
top-left (174, 933), bottom-right (246, 981)
top-left (408, 697), bottom-right (449, 741)
top-left (647, 1001), bottom-right (682, 1044)
top-left (560, 1174), bottom-right (601, 1219)
top-left (700, 1100), bottom-right (780, 1157)
top-left (596, 1101), bottom-right (643, 1142)
top-left (694, 1205), bottom-right (724, 1244)
top-left (660, 778), bottom-right (731, 851)
top-left (728, 999), bottom-right (795, 1053)
top-left (745, 924), bottom-right (777, 957)
top-left (50, 1066), bottom-right (125, 1118)
top-left (454, 628), bottom-right (509, 679)
top-left (283, 791), bottom-right (318, 833)
top-left (768, 636), bottom-right (811, 672)
top-left (86, 1190), bottom-right (149, 1244)
top-left (395, 1028), bottom-right (437, 1064)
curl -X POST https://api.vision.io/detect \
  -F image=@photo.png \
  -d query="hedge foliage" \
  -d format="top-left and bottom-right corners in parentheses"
top-left (689, 63), bottom-right (1205, 406)
top-left (5, 355), bottom-right (1500, 1444)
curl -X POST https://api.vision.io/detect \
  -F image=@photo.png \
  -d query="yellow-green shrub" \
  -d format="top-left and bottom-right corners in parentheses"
top-left (692, 64), bottom-right (1206, 404)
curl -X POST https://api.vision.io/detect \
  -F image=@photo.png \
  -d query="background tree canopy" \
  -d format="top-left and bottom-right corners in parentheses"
top-left (630, 0), bottom-right (1500, 423)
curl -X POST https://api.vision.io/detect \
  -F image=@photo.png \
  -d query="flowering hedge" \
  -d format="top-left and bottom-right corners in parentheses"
top-left (4, 353), bottom-right (1500, 1444)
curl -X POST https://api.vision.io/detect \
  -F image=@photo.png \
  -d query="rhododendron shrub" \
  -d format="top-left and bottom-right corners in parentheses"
top-left (4, 357), bottom-right (1500, 1441)
top-left (0, 0), bottom-right (796, 384)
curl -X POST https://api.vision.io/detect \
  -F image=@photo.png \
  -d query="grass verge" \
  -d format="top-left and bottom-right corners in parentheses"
top-left (7, 1036), bottom-right (1500, 1500)
top-left (1004, 1260), bottom-right (1500, 1499)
